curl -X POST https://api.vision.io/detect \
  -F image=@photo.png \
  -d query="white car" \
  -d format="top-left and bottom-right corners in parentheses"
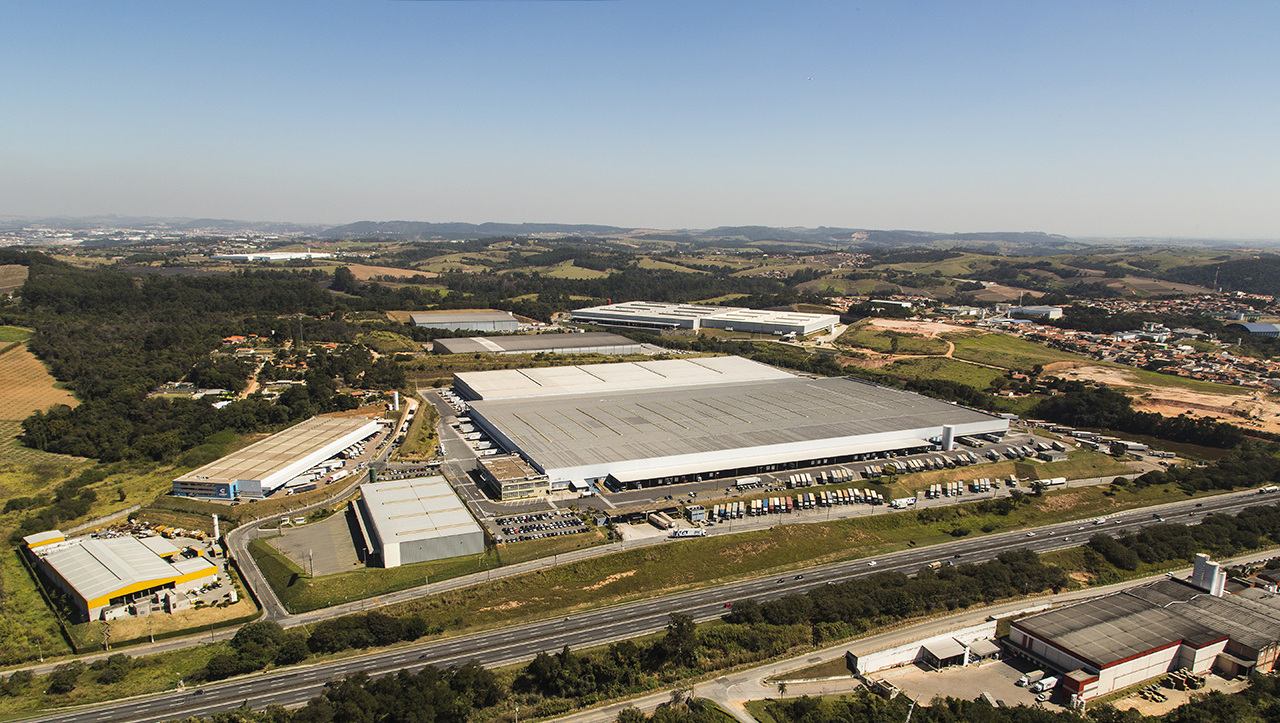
top-left (867, 560), bottom-right (877, 566)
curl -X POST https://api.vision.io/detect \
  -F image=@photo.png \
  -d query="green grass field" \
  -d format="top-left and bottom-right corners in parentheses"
top-left (876, 357), bottom-right (1006, 389)
top-left (0, 326), bottom-right (31, 343)
top-left (949, 333), bottom-right (1088, 371)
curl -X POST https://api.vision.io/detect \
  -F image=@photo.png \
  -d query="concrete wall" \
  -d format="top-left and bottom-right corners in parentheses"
top-left (847, 621), bottom-right (997, 675)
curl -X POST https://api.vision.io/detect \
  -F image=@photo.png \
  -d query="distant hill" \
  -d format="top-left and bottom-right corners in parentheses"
top-left (0, 215), bottom-right (324, 234)
top-left (1165, 254), bottom-right (1280, 296)
top-left (318, 220), bottom-right (631, 240)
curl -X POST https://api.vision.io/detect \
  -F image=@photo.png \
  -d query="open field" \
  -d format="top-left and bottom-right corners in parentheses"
top-left (318, 263), bottom-right (437, 281)
top-left (0, 326), bottom-right (30, 344)
top-left (876, 357), bottom-right (1006, 389)
top-left (836, 322), bottom-right (950, 355)
top-left (949, 333), bottom-right (1089, 371)
top-left (0, 265), bottom-right (28, 294)
top-left (359, 330), bottom-right (420, 354)
top-left (541, 261), bottom-right (609, 279)
top-left (637, 257), bottom-right (706, 273)
top-left (0, 345), bottom-right (79, 420)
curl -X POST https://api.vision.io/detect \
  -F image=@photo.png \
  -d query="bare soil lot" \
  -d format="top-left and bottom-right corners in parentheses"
top-left (1046, 362), bottom-right (1280, 435)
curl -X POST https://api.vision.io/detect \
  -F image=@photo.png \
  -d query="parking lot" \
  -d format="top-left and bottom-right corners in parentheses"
top-left (495, 510), bottom-right (590, 543)
top-left (876, 658), bottom-right (1053, 710)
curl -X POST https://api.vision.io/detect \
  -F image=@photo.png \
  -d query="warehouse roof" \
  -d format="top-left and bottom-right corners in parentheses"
top-left (1013, 579), bottom-right (1234, 669)
top-left (469, 375), bottom-right (1000, 472)
top-left (33, 536), bottom-right (193, 606)
top-left (570, 301), bottom-right (837, 329)
top-left (411, 310), bottom-right (517, 324)
top-left (1227, 322), bottom-right (1280, 335)
top-left (436, 332), bottom-right (638, 355)
top-left (455, 356), bottom-right (794, 400)
top-left (174, 416), bottom-right (379, 488)
top-left (359, 477), bottom-right (483, 544)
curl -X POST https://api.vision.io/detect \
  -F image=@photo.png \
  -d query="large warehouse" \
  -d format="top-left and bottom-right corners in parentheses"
top-left (172, 416), bottom-right (381, 499)
top-left (434, 331), bottom-right (644, 356)
top-left (453, 356), bottom-right (794, 401)
top-left (569, 301), bottom-right (839, 336)
top-left (1009, 555), bottom-right (1280, 706)
top-left (24, 531), bottom-right (217, 621)
top-left (410, 309), bottom-right (519, 332)
top-left (457, 357), bottom-right (1007, 489)
top-left (355, 476), bottom-right (486, 567)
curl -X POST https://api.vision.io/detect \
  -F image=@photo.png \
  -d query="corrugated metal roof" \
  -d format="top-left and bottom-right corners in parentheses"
top-left (437, 332), bottom-right (638, 355)
top-left (1013, 578), bottom-right (1279, 669)
top-left (456, 356), bottom-right (794, 400)
top-left (359, 477), bottom-right (483, 544)
top-left (174, 416), bottom-right (379, 489)
top-left (470, 375), bottom-right (1001, 472)
top-left (38, 537), bottom-right (188, 604)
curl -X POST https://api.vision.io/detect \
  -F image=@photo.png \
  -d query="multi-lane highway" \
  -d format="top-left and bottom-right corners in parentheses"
top-left (30, 488), bottom-right (1278, 723)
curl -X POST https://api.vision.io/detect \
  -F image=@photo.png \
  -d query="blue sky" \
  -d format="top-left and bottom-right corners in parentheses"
top-left (2, 1), bottom-right (1278, 238)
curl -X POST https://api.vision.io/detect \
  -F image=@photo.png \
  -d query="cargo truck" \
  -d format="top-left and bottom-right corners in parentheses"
top-left (1017, 670), bottom-right (1045, 687)
top-left (1031, 676), bottom-right (1059, 693)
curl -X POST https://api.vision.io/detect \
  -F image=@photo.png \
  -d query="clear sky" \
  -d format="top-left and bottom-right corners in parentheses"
top-left (3, 1), bottom-right (1278, 238)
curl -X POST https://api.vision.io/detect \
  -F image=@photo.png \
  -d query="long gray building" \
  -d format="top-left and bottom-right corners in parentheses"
top-left (570, 301), bottom-right (839, 336)
top-left (434, 332), bottom-right (643, 356)
top-left (355, 477), bottom-right (486, 567)
top-left (411, 310), bottom-right (519, 332)
top-left (461, 360), bottom-right (1007, 489)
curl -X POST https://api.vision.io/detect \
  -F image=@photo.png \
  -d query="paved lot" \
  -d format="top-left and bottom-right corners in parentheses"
top-left (878, 658), bottom-right (1047, 709)
top-left (269, 510), bottom-right (364, 576)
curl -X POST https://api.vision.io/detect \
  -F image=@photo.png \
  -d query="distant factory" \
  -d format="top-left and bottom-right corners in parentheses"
top-left (410, 310), bottom-right (520, 332)
top-left (569, 301), bottom-right (839, 337)
top-left (453, 356), bottom-right (1006, 491)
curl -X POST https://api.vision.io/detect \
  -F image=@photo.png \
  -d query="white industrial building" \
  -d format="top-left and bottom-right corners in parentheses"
top-left (456, 357), bottom-right (1007, 489)
top-left (212, 251), bottom-right (333, 261)
top-left (172, 416), bottom-right (380, 499)
top-left (454, 356), bottom-right (794, 401)
top-left (434, 331), bottom-right (644, 356)
top-left (1009, 555), bottom-right (1280, 706)
top-left (410, 310), bottom-right (519, 332)
top-left (354, 477), bottom-right (486, 568)
top-left (569, 301), bottom-right (839, 336)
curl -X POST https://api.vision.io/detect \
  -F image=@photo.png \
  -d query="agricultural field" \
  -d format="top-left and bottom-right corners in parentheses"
top-left (0, 326), bottom-right (30, 344)
top-left (636, 257), bottom-right (705, 273)
top-left (0, 344), bottom-right (78, 421)
top-left (0, 264), bottom-right (28, 294)
top-left (540, 260), bottom-right (609, 279)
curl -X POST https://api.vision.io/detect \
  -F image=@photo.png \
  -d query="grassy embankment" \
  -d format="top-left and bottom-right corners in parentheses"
top-left (395, 398), bottom-right (439, 459)
top-left (251, 526), bottom-right (612, 614)
top-left (377, 480), bottom-right (1216, 635)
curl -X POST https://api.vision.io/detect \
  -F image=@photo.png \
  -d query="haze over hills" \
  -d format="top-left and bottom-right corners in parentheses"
top-left (2, 215), bottom-right (1276, 252)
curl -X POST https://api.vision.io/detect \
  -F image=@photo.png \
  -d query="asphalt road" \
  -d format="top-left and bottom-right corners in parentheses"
top-left (29, 488), bottom-right (1278, 723)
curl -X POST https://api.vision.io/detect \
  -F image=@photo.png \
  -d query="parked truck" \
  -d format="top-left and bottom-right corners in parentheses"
top-left (1031, 676), bottom-right (1059, 693)
top-left (1018, 670), bottom-right (1045, 687)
